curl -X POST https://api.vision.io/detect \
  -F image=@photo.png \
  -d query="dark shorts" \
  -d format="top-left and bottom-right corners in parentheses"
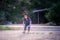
top-left (24, 24), bottom-right (30, 31)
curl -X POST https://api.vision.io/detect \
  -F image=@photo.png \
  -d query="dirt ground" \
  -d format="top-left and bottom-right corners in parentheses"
top-left (0, 24), bottom-right (60, 40)
top-left (0, 30), bottom-right (60, 40)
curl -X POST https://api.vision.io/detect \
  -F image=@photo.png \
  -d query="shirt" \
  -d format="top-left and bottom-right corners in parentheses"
top-left (23, 18), bottom-right (31, 25)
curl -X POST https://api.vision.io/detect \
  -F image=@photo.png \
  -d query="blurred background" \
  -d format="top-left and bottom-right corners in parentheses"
top-left (0, 0), bottom-right (60, 26)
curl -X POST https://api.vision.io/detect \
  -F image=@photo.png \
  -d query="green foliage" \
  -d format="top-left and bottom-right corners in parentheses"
top-left (45, 2), bottom-right (60, 25)
top-left (0, 0), bottom-right (60, 25)
top-left (0, 0), bottom-right (22, 24)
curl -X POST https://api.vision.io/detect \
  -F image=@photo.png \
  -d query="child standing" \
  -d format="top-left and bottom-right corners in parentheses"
top-left (23, 14), bottom-right (32, 34)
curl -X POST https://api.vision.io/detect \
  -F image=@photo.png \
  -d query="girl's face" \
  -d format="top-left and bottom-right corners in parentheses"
top-left (24, 15), bottom-right (28, 19)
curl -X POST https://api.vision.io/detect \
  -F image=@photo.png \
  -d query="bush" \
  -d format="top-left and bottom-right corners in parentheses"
top-left (45, 3), bottom-right (60, 25)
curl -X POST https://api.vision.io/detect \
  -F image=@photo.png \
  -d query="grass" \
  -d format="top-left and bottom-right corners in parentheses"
top-left (0, 25), bottom-right (21, 30)
top-left (0, 25), bottom-right (13, 30)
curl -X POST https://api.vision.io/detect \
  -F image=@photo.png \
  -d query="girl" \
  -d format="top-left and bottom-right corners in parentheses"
top-left (23, 14), bottom-right (32, 34)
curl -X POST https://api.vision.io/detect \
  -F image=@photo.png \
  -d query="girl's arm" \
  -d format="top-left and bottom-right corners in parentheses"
top-left (23, 21), bottom-right (24, 25)
top-left (22, 18), bottom-right (24, 25)
top-left (30, 21), bottom-right (32, 25)
top-left (29, 18), bottom-right (32, 25)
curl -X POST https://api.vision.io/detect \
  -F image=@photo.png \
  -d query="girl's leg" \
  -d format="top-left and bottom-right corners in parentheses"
top-left (28, 25), bottom-right (30, 33)
top-left (23, 25), bottom-right (27, 33)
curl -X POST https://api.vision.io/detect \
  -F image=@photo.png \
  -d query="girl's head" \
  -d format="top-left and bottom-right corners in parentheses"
top-left (23, 10), bottom-right (29, 19)
top-left (24, 14), bottom-right (29, 19)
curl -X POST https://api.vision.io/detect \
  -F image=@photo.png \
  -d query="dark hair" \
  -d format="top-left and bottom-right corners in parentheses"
top-left (25, 14), bottom-right (29, 17)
